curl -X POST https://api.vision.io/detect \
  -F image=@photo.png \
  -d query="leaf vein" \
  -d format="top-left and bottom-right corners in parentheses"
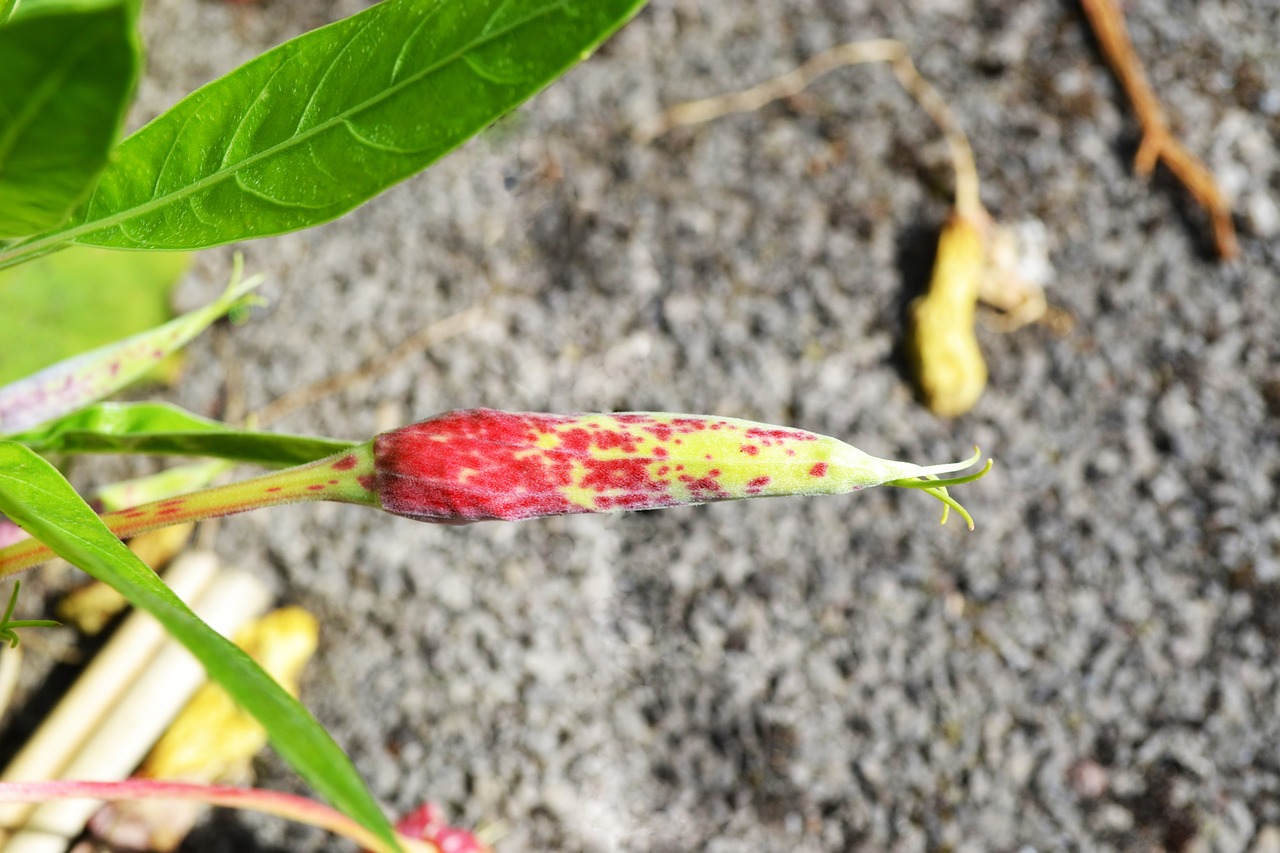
top-left (293, 16), bottom-right (378, 137)
top-left (222, 57), bottom-right (293, 170)
top-left (390, 0), bottom-right (447, 83)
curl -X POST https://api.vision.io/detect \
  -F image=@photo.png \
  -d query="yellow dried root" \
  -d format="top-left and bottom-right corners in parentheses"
top-left (87, 608), bottom-right (320, 853)
top-left (141, 606), bottom-right (318, 782)
top-left (908, 214), bottom-right (988, 418)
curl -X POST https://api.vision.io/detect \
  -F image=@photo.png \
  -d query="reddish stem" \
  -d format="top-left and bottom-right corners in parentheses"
top-left (0, 445), bottom-right (377, 578)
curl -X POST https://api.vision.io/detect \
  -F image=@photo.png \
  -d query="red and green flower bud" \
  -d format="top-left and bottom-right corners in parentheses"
top-left (0, 409), bottom-right (989, 578)
top-left (371, 409), bottom-right (988, 527)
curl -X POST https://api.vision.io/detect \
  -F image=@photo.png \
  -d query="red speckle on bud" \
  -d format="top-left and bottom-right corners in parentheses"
top-left (373, 410), bottom-right (581, 523)
top-left (331, 454), bottom-right (359, 471)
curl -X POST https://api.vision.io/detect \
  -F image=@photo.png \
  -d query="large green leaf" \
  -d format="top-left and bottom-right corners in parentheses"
top-left (0, 441), bottom-right (400, 852)
top-left (9, 402), bottom-right (355, 466)
top-left (0, 1), bottom-right (139, 238)
top-left (7, 0), bottom-right (129, 20)
top-left (0, 0), bottom-right (644, 258)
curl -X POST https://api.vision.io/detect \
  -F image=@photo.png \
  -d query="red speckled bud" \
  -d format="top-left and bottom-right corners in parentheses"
top-left (372, 409), bottom-right (987, 525)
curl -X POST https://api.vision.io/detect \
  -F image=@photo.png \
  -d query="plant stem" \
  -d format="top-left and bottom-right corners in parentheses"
top-left (0, 238), bottom-right (65, 273)
top-left (0, 779), bottom-right (439, 853)
top-left (1079, 0), bottom-right (1238, 259)
top-left (0, 444), bottom-right (377, 578)
top-left (633, 38), bottom-right (982, 219)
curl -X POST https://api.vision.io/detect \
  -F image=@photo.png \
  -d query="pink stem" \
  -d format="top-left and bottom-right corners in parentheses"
top-left (0, 779), bottom-right (435, 853)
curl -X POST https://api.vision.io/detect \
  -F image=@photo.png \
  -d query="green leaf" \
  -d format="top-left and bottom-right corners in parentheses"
top-left (0, 0), bottom-right (139, 237)
top-left (0, 260), bottom-right (262, 435)
top-left (1, 0), bottom-right (645, 255)
top-left (0, 441), bottom-right (400, 852)
top-left (7, 0), bottom-right (133, 21)
top-left (9, 402), bottom-right (356, 466)
top-left (0, 247), bottom-right (188, 386)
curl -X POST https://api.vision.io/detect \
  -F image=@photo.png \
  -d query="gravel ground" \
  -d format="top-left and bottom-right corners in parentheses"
top-left (13, 0), bottom-right (1280, 851)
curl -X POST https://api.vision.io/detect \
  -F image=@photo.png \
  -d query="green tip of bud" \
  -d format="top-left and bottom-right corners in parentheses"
top-left (886, 449), bottom-right (992, 531)
top-left (223, 253), bottom-right (268, 324)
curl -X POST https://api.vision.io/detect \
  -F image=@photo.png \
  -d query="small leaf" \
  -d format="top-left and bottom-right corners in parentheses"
top-left (0, 0), bottom-right (139, 237)
top-left (0, 580), bottom-right (60, 648)
top-left (9, 402), bottom-right (356, 466)
top-left (2, 0), bottom-right (646, 254)
top-left (0, 441), bottom-right (400, 852)
top-left (0, 260), bottom-right (262, 435)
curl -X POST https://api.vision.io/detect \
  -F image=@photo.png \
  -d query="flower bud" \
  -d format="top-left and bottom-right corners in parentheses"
top-left (372, 409), bottom-right (987, 526)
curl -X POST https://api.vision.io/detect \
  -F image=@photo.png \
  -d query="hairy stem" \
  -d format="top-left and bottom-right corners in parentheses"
top-left (0, 444), bottom-right (376, 578)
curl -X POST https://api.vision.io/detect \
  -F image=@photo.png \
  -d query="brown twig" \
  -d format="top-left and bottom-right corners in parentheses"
top-left (248, 304), bottom-right (484, 428)
top-left (1080, 0), bottom-right (1238, 259)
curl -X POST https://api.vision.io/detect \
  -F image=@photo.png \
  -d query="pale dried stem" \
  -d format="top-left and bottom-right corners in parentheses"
top-left (248, 304), bottom-right (484, 428)
top-left (0, 554), bottom-right (218, 835)
top-left (0, 648), bottom-right (20, 720)
top-left (1079, 0), bottom-right (1238, 259)
top-left (0, 556), bottom-right (269, 852)
top-left (634, 38), bottom-right (983, 218)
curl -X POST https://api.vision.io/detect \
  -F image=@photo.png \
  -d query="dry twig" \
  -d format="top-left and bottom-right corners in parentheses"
top-left (634, 39), bottom-right (983, 220)
top-left (248, 304), bottom-right (484, 428)
top-left (1080, 0), bottom-right (1238, 259)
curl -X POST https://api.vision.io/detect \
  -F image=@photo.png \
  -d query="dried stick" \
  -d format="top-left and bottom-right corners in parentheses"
top-left (1080, 0), bottom-right (1238, 259)
top-left (248, 304), bottom-right (484, 427)
top-left (0, 555), bottom-right (268, 850)
top-left (634, 39), bottom-right (983, 219)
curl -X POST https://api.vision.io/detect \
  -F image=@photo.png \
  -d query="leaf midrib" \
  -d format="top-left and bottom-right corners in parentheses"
top-left (67, 0), bottom-right (575, 243)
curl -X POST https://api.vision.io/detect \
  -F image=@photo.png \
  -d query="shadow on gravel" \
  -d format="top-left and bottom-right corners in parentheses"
top-left (888, 219), bottom-right (943, 388)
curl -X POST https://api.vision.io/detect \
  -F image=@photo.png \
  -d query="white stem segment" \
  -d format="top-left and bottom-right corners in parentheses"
top-left (0, 553), bottom-right (269, 852)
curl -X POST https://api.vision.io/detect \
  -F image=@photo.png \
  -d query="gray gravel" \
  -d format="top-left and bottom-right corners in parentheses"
top-left (19, 0), bottom-right (1280, 851)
